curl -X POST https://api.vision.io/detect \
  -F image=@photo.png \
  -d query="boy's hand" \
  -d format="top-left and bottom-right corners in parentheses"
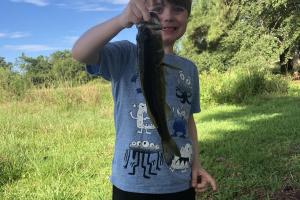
top-left (192, 164), bottom-right (217, 193)
top-left (119, 0), bottom-right (151, 28)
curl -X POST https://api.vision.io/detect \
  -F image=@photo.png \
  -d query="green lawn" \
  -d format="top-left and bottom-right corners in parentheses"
top-left (0, 83), bottom-right (299, 199)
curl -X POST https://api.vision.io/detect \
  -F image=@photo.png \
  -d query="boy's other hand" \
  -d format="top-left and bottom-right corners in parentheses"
top-left (192, 166), bottom-right (217, 193)
top-left (119, 0), bottom-right (151, 28)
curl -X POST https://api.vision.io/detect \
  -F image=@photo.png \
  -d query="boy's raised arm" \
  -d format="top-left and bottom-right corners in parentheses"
top-left (71, 0), bottom-right (150, 65)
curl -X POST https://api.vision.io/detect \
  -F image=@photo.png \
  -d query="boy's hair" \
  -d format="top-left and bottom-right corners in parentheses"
top-left (167, 0), bottom-right (192, 16)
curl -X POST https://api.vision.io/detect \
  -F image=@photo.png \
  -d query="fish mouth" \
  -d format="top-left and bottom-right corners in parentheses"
top-left (136, 11), bottom-right (162, 31)
top-left (137, 21), bottom-right (161, 31)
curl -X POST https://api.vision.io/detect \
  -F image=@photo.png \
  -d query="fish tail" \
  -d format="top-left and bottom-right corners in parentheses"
top-left (162, 139), bottom-right (181, 166)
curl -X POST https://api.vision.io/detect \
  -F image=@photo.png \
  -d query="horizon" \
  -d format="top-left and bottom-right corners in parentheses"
top-left (0, 0), bottom-right (137, 65)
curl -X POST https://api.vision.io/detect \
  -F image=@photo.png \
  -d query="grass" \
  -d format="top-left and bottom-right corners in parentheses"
top-left (0, 81), bottom-right (299, 199)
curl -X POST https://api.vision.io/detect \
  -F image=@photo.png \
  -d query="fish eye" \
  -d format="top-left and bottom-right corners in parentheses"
top-left (142, 141), bottom-right (149, 148)
top-left (150, 143), bottom-right (155, 147)
top-left (136, 141), bottom-right (141, 146)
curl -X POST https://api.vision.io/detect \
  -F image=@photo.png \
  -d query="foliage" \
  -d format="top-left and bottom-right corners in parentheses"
top-left (50, 51), bottom-right (91, 84)
top-left (0, 57), bottom-right (13, 70)
top-left (18, 54), bottom-right (53, 85)
top-left (0, 84), bottom-right (299, 199)
top-left (0, 59), bottom-right (31, 102)
top-left (200, 67), bottom-right (289, 104)
top-left (180, 0), bottom-right (300, 73)
top-left (18, 50), bottom-right (92, 86)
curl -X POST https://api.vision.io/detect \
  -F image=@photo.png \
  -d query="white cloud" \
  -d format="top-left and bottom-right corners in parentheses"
top-left (0, 33), bottom-right (7, 38)
top-left (74, 0), bottom-right (128, 6)
top-left (110, 0), bottom-right (128, 4)
top-left (9, 0), bottom-right (129, 8)
top-left (54, 0), bottom-right (127, 11)
top-left (10, 0), bottom-right (49, 6)
top-left (77, 5), bottom-right (122, 12)
top-left (11, 32), bottom-right (31, 39)
top-left (3, 44), bottom-right (59, 51)
top-left (0, 31), bottom-right (30, 39)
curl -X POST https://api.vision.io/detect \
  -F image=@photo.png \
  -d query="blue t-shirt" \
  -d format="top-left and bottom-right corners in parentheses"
top-left (87, 40), bottom-right (201, 194)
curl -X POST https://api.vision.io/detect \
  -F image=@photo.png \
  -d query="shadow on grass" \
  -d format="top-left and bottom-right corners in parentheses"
top-left (196, 96), bottom-right (300, 199)
top-left (0, 157), bottom-right (23, 189)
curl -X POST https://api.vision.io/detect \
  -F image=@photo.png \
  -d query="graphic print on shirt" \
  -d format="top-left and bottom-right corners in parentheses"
top-left (123, 140), bottom-right (164, 179)
top-left (170, 143), bottom-right (192, 172)
top-left (130, 103), bottom-right (156, 134)
top-left (172, 107), bottom-right (188, 138)
top-left (131, 73), bottom-right (142, 94)
top-left (176, 71), bottom-right (192, 105)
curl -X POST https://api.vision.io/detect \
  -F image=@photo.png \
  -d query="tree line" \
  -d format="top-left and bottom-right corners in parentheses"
top-left (180, 0), bottom-right (300, 73)
top-left (1, 0), bottom-right (299, 103)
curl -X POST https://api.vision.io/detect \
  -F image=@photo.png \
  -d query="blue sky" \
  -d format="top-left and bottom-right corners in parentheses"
top-left (0, 0), bottom-right (136, 64)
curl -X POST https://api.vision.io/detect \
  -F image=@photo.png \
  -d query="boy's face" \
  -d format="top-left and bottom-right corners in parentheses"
top-left (147, 0), bottom-right (189, 48)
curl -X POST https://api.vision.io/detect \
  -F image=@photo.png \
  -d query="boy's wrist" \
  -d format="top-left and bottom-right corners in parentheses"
top-left (116, 14), bottom-right (132, 29)
top-left (192, 155), bottom-right (201, 167)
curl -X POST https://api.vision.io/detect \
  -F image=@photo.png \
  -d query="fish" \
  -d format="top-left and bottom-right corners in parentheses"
top-left (136, 12), bottom-right (181, 165)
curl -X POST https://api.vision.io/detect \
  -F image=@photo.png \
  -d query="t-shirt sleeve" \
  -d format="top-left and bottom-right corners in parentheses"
top-left (191, 65), bottom-right (201, 113)
top-left (86, 40), bottom-right (135, 81)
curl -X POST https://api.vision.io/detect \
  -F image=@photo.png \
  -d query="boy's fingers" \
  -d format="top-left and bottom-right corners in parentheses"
top-left (207, 175), bottom-right (217, 191)
top-left (197, 173), bottom-right (217, 191)
top-left (135, 0), bottom-right (150, 21)
top-left (196, 187), bottom-right (208, 193)
top-left (130, 2), bottom-right (143, 23)
top-left (195, 181), bottom-right (208, 193)
top-left (196, 181), bottom-right (206, 189)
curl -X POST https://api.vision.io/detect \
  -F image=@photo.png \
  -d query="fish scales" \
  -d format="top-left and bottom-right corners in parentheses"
top-left (136, 12), bottom-right (181, 165)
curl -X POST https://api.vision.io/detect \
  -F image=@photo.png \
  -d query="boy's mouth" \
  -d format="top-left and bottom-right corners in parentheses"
top-left (162, 27), bottom-right (177, 31)
top-left (162, 26), bottom-right (178, 35)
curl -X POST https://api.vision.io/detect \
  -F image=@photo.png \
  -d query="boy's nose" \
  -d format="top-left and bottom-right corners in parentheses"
top-left (161, 7), bottom-right (173, 22)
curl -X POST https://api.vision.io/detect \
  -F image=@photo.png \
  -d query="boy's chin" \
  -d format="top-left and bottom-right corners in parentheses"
top-left (162, 37), bottom-right (177, 46)
top-left (163, 37), bottom-right (179, 47)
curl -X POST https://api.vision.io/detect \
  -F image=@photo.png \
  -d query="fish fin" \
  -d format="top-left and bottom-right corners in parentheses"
top-left (162, 139), bottom-right (181, 166)
top-left (162, 62), bottom-right (181, 71)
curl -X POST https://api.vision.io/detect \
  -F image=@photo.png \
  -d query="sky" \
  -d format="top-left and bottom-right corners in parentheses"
top-left (0, 0), bottom-right (136, 64)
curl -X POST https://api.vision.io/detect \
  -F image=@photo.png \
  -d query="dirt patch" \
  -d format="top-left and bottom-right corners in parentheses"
top-left (269, 185), bottom-right (300, 200)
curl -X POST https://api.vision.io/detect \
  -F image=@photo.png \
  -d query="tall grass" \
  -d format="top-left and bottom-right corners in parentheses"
top-left (0, 78), bottom-right (299, 199)
top-left (0, 81), bottom-right (114, 200)
top-left (200, 68), bottom-right (289, 104)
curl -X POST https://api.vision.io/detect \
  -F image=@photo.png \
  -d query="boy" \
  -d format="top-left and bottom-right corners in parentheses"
top-left (72, 0), bottom-right (217, 199)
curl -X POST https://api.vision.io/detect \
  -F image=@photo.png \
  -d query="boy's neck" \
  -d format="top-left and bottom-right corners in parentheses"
top-left (164, 45), bottom-right (174, 54)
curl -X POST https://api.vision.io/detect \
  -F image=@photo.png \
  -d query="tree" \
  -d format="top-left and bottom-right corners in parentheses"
top-left (180, 0), bottom-right (300, 73)
top-left (49, 50), bottom-right (90, 84)
top-left (18, 53), bottom-right (53, 85)
top-left (17, 51), bottom-right (92, 86)
top-left (0, 57), bottom-right (13, 70)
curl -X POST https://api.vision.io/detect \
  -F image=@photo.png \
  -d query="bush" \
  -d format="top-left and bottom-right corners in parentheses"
top-left (200, 68), bottom-right (289, 104)
top-left (0, 68), bottom-right (32, 102)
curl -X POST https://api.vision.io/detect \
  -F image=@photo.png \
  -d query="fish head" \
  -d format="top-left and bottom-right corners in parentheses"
top-left (136, 12), bottom-right (164, 65)
top-left (136, 12), bottom-right (162, 43)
